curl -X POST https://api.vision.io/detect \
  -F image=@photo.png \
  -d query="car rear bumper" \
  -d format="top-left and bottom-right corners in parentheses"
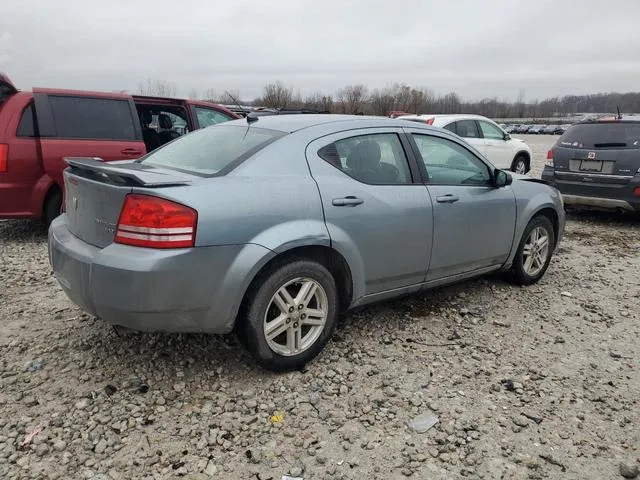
top-left (48, 215), bottom-right (274, 334)
top-left (541, 167), bottom-right (640, 212)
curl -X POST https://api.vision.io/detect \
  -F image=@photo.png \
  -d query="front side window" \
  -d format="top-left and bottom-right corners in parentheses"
top-left (48, 96), bottom-right (137, 140)
top-left (318, 133), bottom-right (412, 185)
top-left (195, 107), bottom-right (233, 128)
top-left (141, 125), bottom-right (284, 176)
top-left (455, 120), bottom-right (480, 138)
top-left (479, 120), bottom-right (505, 140)
top-left (412, 134), bottom-right (491, 186)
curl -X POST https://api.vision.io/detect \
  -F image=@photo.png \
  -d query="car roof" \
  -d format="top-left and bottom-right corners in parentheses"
top-left (222, 114), bottom-right (440, 133)
top-left (398, 113), bottom-right (492, 122)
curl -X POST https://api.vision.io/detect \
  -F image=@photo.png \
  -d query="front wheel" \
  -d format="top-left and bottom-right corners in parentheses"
top-left (511, 155), bottom-right (528, 175)
top-left (510, 215), bottom-right (555, 285)
top-left (44, 189), bottom-right (62, 228)
top-left (239, 259), bottom-right (338, 372)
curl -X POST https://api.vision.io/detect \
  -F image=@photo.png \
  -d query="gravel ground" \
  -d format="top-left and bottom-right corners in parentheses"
top-left (1, 135), bottom-right (639, 480)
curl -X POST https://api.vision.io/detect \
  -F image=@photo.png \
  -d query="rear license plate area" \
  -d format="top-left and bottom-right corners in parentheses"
top-left (579, 160), bottom-right (603, 172)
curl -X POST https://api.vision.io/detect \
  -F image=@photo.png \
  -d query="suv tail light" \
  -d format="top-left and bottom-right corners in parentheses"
top-left (634, 186), bottom-right (640, 198)
top-left (0, 144), bottom-right (8, 172)
top-left (425, 117), bottom-right (435, 125)
top-left (114, 194), bottom-right (197, 248)
top-left (545, 149), bottom-right (554, 167)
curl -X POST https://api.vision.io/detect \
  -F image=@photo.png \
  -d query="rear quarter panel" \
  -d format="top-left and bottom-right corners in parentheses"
top-left (0, 92), bottom-right (48, 218)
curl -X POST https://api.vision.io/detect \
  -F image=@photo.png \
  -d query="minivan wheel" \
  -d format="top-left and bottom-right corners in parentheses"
top-left (511, 155), bottom-right (528, 174)
top-left (44, 189), bottom-right (62, 228)
top-left (509, 215), bottom-right (555, 285)
top-left (240, 259), bottom-right (338, 372)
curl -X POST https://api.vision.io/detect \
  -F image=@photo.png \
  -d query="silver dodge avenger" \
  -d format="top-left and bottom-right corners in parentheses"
top-left (48, 114), bottom-right (565, 371)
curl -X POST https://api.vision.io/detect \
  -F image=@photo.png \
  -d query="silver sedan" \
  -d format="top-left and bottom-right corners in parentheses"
top-left (49, 114), bottom-right (565, 371)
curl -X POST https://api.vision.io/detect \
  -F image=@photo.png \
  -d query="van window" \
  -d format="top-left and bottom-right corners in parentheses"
top-left (17, 104), bottom-right (36, 137)
top-left (559, 122), bottom-right (640, 150)
top-left (48, 96), bottom-right (137, 141)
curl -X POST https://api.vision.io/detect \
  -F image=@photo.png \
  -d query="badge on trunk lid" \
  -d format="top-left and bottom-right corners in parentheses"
top-left (587, 151), bottom-right (596, 159)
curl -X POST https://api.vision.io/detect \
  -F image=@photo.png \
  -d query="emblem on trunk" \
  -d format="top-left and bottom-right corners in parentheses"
top-left (95, 218), bottom-right (116, 234)
top-left (72, 197), bottom-right (78, 211)
top-left (587, 151), bottom-right (596, 159)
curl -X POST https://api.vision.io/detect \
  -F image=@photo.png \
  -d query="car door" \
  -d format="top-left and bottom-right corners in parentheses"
top-left (305, 128), bottom-right (432, 295)
top-left (405, 129), bottom-right (516, 281)
top-left (32, 91), bottom-right (145, 189)
top-left (444, 120), bottom-right (488, 158)
top-left (477, 119), bottom-right (512, 169)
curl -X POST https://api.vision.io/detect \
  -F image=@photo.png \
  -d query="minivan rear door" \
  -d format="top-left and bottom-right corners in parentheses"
top-left (32, 90), bottom-right (147, 189)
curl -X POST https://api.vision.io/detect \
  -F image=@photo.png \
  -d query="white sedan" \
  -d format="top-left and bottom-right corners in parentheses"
top-left (398, 114), bottom-right (533, 174)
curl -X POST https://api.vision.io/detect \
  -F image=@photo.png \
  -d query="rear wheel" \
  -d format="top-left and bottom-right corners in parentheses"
top-left (239, 259), bottom-right (338, 371)
top-left (43, 189), bottom-right (62, 228)
top-left (511, 155), bottom-right (528, 174)
top-left (509, 215), bottom-right (554, 285)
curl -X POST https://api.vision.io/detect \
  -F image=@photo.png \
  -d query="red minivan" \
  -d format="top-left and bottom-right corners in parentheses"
top-left (0, 73), bottom-right (239, 226)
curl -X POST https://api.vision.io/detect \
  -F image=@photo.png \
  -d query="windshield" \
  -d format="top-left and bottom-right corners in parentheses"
top-left (558, 122), bottom-right (640, 149)
top-left (140, 125), bottom-right (285, 175)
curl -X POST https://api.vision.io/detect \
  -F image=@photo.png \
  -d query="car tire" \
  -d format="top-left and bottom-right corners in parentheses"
top-left (511, 155), bottom-right (529, 174)
top-left (239, 259), bottom-right (338, 372)
top-left (509, 215), bottom-right (555, 285)
top-left (44, 189), bottom-right (62, 228)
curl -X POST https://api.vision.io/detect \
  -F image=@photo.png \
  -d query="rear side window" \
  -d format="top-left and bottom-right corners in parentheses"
top-left (318, 133), bottom-right (412, 185)
top-left (443, 122), bottom-right (457, 134)
top-left (559, 123), bottom-right (640, 149)
top-left (455, 120), bottom-right (480, 138)
top-left (48, 96), bottom-right (137, 140)
top-left (17, 104), bottom-right (36, 137)
top-left (141, 125), bottom-right (284, 176)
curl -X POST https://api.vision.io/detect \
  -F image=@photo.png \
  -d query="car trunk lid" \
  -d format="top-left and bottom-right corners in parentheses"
top-left (552, 122), bottom-right (640, 185)
top-left (63, 158), bottom-right (194, 248)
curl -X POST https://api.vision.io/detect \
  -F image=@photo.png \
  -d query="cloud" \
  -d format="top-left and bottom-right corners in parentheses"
top-left (2, 0), bottom-right (640, 100)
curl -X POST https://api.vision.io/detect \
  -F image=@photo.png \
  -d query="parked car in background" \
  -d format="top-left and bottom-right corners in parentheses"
top-left (542, 117), bottom-right (640, 212)
top-left (543, 125), bottom-right (558, 134)
top-left (528, 125), bottom-right (546, 134)
top-left (49, 114), bottom-right (565, 371)
top-left (0, 73), bottom-right (239, 226)
top-left (556, 124), bottom-right (571, 135)
top-left (504, 124), bottom-right (518, 133)
top-left (513, 124), bottom-right (529, 134)
top-left (398, 114), bottom-right (533, 173)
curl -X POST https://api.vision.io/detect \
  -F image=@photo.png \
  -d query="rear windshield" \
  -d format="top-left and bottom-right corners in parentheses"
top-left (140, 125), bottom-right (285, 176)
top-left (558, 123), bottom-right (640, 149)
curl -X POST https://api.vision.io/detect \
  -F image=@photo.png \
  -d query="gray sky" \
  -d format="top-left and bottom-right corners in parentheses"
top-left (2, 0), bottom-right (640, 101)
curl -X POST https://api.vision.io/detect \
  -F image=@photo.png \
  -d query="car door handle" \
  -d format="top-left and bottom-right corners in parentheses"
top-left (436, 194), bottom-right (459, 203)
top-left (332, 196), bottom-right (364, 207)
top-left (121, 148), bottom-right (143, 155)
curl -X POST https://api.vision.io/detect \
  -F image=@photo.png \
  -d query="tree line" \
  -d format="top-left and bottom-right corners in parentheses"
top-left (139, 79), bottom-right (640, 118)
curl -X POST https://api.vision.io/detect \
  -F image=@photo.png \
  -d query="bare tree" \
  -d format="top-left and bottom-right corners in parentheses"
top-left (202, 88), bottom-right (217, 102)
top-left (138, 78), bottom-right (178, 97)
top-left (259, 81), bottom-right (294, 108)
top-left (187, 88), bottom-right (199, 100)
top-left (336, 85), bottom-right (368, 114)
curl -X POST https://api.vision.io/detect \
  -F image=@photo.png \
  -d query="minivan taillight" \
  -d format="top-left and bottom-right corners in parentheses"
top-left (0, 144), bottom-right (8, 172)
top-left (114, 194), bottom-right (197, 249)
top-left (545, 149), bottom-right (554, 167)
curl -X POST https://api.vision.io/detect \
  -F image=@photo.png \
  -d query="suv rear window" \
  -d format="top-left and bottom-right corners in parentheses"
top-left (559, 122), bottom-right (640, 149)
top-left (141, 125), bottom-right (284, 176)
top-left (49, 95), bottom-right (137, 141)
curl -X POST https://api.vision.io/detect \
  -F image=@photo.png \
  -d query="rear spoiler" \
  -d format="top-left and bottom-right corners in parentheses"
top-left (64, 157), bottom-right (192, 187)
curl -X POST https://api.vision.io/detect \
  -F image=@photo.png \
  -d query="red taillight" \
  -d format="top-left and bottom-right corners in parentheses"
top-left (426, 117), bottom-right (435, 125)
top-left (0, 144), bottom-right (8, 172)
top-left (114, 194), bottom-right (197, 249)
top-left (634, 186), bottom-right (640, 198)
top-left (545, 149), bottom-right (554, 167)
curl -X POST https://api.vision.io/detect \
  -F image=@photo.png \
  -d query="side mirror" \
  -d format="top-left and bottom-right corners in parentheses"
top-left (503, 132), bottom-right (511, 141)
top-left (494, 169), bottom-right (513, 187)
